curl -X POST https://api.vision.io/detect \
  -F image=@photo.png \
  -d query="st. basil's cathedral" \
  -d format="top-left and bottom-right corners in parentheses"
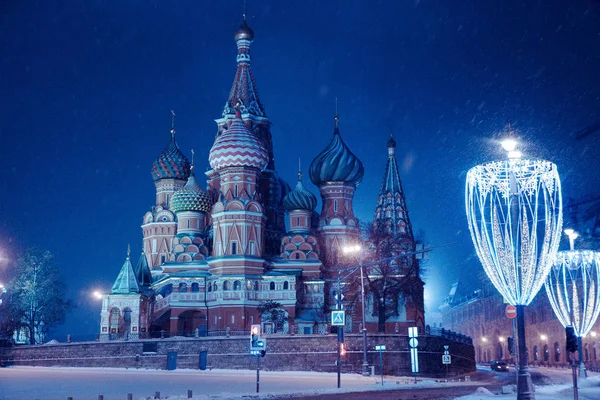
top-left (99, 18), bottom-right (425, 339)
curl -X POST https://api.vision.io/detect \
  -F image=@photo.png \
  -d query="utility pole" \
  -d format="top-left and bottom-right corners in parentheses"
top-left (336, 269), bottom-right (343, 389)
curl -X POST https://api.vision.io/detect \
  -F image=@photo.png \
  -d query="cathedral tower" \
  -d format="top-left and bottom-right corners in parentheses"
top-left (207, 107), bottom-right (269, 275)
top-left (142, 122), bottom-right (190, 269)
top-left (371, 135), bottom-right (425, 328)
top-left (309, 115), bottom-right (364, 274)
top-left (169, 160), bottom-right (211, 263)
top-left (212, 18), bottom-right (288, 257)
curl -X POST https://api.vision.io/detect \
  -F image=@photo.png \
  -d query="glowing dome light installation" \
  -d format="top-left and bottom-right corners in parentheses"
top-left (545, 249), bottom-right (600, 377)
top-left (466, 139), bottom-right (563, 400)
top-left (466, 159), bottom-right (563, 305)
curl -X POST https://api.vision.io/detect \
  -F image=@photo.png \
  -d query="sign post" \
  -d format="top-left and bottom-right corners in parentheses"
top-left (505, 304), bottom-right (519, 380)
top-left (408, 327), bottom-right (419, 384)
top-left (442, 345), bottom-right (451, 377)
top-left (334, 271), bottom-right (344, 389)
top-left (375, 345), bottom-right (386, 385)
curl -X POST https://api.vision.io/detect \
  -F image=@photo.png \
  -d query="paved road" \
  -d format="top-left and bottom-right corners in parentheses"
top-left (0, 366), bottom-right (515, 400)
top-left (0, 367), bottom-right (391, 400)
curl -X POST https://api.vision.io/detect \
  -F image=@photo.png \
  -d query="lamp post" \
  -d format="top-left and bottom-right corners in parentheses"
top-left (466, 136), bottom-right (563, 400)
top-left (545, 231), bottom-right (600, 379)
top-left (342, 244), bottom-right (369, 376)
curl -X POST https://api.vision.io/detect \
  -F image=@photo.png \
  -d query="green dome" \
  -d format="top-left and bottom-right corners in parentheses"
top-left (171, 171), bottom-right (211, 214)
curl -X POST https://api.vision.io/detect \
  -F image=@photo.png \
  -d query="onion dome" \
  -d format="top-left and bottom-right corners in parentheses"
top-left (309, 115), bottom-right (364, 186)
top-left (234, 19), bottom-right (255, 41)
top-left (209, 108), bottom-right (269, 171)
top-left (170, 167), bottom-right (211, 214)
top-left (151, 127), bottom-right (191, 181)
top-left (283, 170), bottom-right (317, 211)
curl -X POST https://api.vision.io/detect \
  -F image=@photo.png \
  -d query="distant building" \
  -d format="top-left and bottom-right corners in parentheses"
top-left (99, 18), bottom-right (424, 339)
top-left (441, 206), bottom-right (600, 367)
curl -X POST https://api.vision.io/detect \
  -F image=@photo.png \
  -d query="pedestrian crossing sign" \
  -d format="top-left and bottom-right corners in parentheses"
top-left (331, 310), bottom-right (345, 326)
top-left (442, 354), bottom-right (451, 364)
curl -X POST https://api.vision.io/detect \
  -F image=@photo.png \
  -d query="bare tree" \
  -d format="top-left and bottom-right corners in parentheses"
top-left (363, 223), bottom-right (424, 333)
top-left (5, 249), bottom-right (73, 344)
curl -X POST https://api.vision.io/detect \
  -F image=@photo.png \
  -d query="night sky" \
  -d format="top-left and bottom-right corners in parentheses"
top-left (1, 0), bottom-right (600, 338)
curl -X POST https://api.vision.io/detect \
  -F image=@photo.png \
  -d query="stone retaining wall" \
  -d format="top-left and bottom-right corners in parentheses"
top-left (0, 334), bottom-right (475, 377)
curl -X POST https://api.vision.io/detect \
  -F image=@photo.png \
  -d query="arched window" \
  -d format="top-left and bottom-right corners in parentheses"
top-left (254, 281), bottom-right (259, 291)
top-left (109, 308), bottom-right (120, 334)
top-left (585, 344), bottom-right (589, 361)
top-left (213, 282), bottom-right (218, 291)
top-left (554, 342), bottom-right (561, 362)
top-left (543, 344), bottom-right (549, 361)
top-left (533, 346), bottom-right (539, 361)
top-left (283, 281), bottom-right (289, 290)
top-left (191, 283), bottom-right (199, 292)
top-left (223, 281), bottom-right (231, 291)
top-left (179, 282), bottom-right (187, 292)
top-left (233, 280), bottom-right (241, 290)
top-left (208, 283), bottom-right (212, 292)
top-left (270, 282), bottom-right (275, 290)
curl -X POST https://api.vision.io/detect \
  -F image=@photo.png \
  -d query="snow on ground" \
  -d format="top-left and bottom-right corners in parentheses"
top-left (455, 368), bottom-right (600, 400)
top-left (1, 365), bottom-right (599, 400)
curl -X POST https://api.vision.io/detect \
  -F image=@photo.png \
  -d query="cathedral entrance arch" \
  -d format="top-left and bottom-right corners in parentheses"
top-left (177, 310), bottom-right (206, 335)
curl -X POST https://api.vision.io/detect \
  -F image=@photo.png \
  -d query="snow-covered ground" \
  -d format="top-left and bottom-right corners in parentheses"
top-left (0, 365), bottom-right (598, 400)
top-left (455, 367), bottom-right (600, 400)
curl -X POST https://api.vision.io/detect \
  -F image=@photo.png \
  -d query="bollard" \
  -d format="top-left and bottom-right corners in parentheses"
top-left (160, 330), bottom-right (164, 339)
top-left (67, 334), bottom-right (72, 343)
top-left (127, 394), bottom-right (132, 400)
top-left (154, 391), bottom-right (160, 399)
top-left (187, 389), bottom-right (192, 398)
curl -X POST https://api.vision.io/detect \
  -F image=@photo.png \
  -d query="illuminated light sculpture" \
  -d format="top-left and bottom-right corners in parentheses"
top-left (466, 139), bottom-right (562, 400)
top-left (545, 242), bottom-right (600, 379)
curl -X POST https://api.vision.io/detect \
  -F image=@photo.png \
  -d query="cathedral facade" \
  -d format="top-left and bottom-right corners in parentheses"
top-left (99, 19), bottom-right (424, 339)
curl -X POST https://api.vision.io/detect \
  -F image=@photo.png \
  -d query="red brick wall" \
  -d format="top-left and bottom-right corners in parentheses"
top-left (0, 334), bottom-right (474, 377)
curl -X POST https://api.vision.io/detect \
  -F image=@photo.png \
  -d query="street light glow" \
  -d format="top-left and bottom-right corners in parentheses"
top-left (92, 291), bottom-right (103, 300)
top-left (342, 244), bottom-right (361, 254)
top-left (499, 336), bottom-right (505, 342)
top-left (481, 337), bottom-right (488, 342)
top-left (501, 138), bottom-right (517, 152)
top-left (540, 334), bottom-right (547, 341)
top-left (564, 228), bottom-right (575, 236)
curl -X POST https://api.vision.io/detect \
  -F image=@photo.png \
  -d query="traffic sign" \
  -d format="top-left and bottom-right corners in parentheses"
top-left (505, 305), bottom-right (517, 319)
top-left (442, 354), bottom-right (451, 364)
top-left (331, 310), bottom-right (345, 326)
top-left (408, 326), bottom-right (419, 374)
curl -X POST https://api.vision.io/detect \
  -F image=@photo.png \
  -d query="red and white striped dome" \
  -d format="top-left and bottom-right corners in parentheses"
top-left (209, 112), bottom-right (269, 171)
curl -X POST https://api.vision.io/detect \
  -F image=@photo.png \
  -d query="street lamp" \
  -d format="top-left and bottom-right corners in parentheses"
top-left (545, 232), bottom-right (600, 379)
top-left (466, 136), bottom-right (563, 400)
top-left (342, 244), bottom-right (369, 377)
top-left (92, 290), bottom-right (103, 300)
top-left (540, 334), bottom-right (547, 341)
